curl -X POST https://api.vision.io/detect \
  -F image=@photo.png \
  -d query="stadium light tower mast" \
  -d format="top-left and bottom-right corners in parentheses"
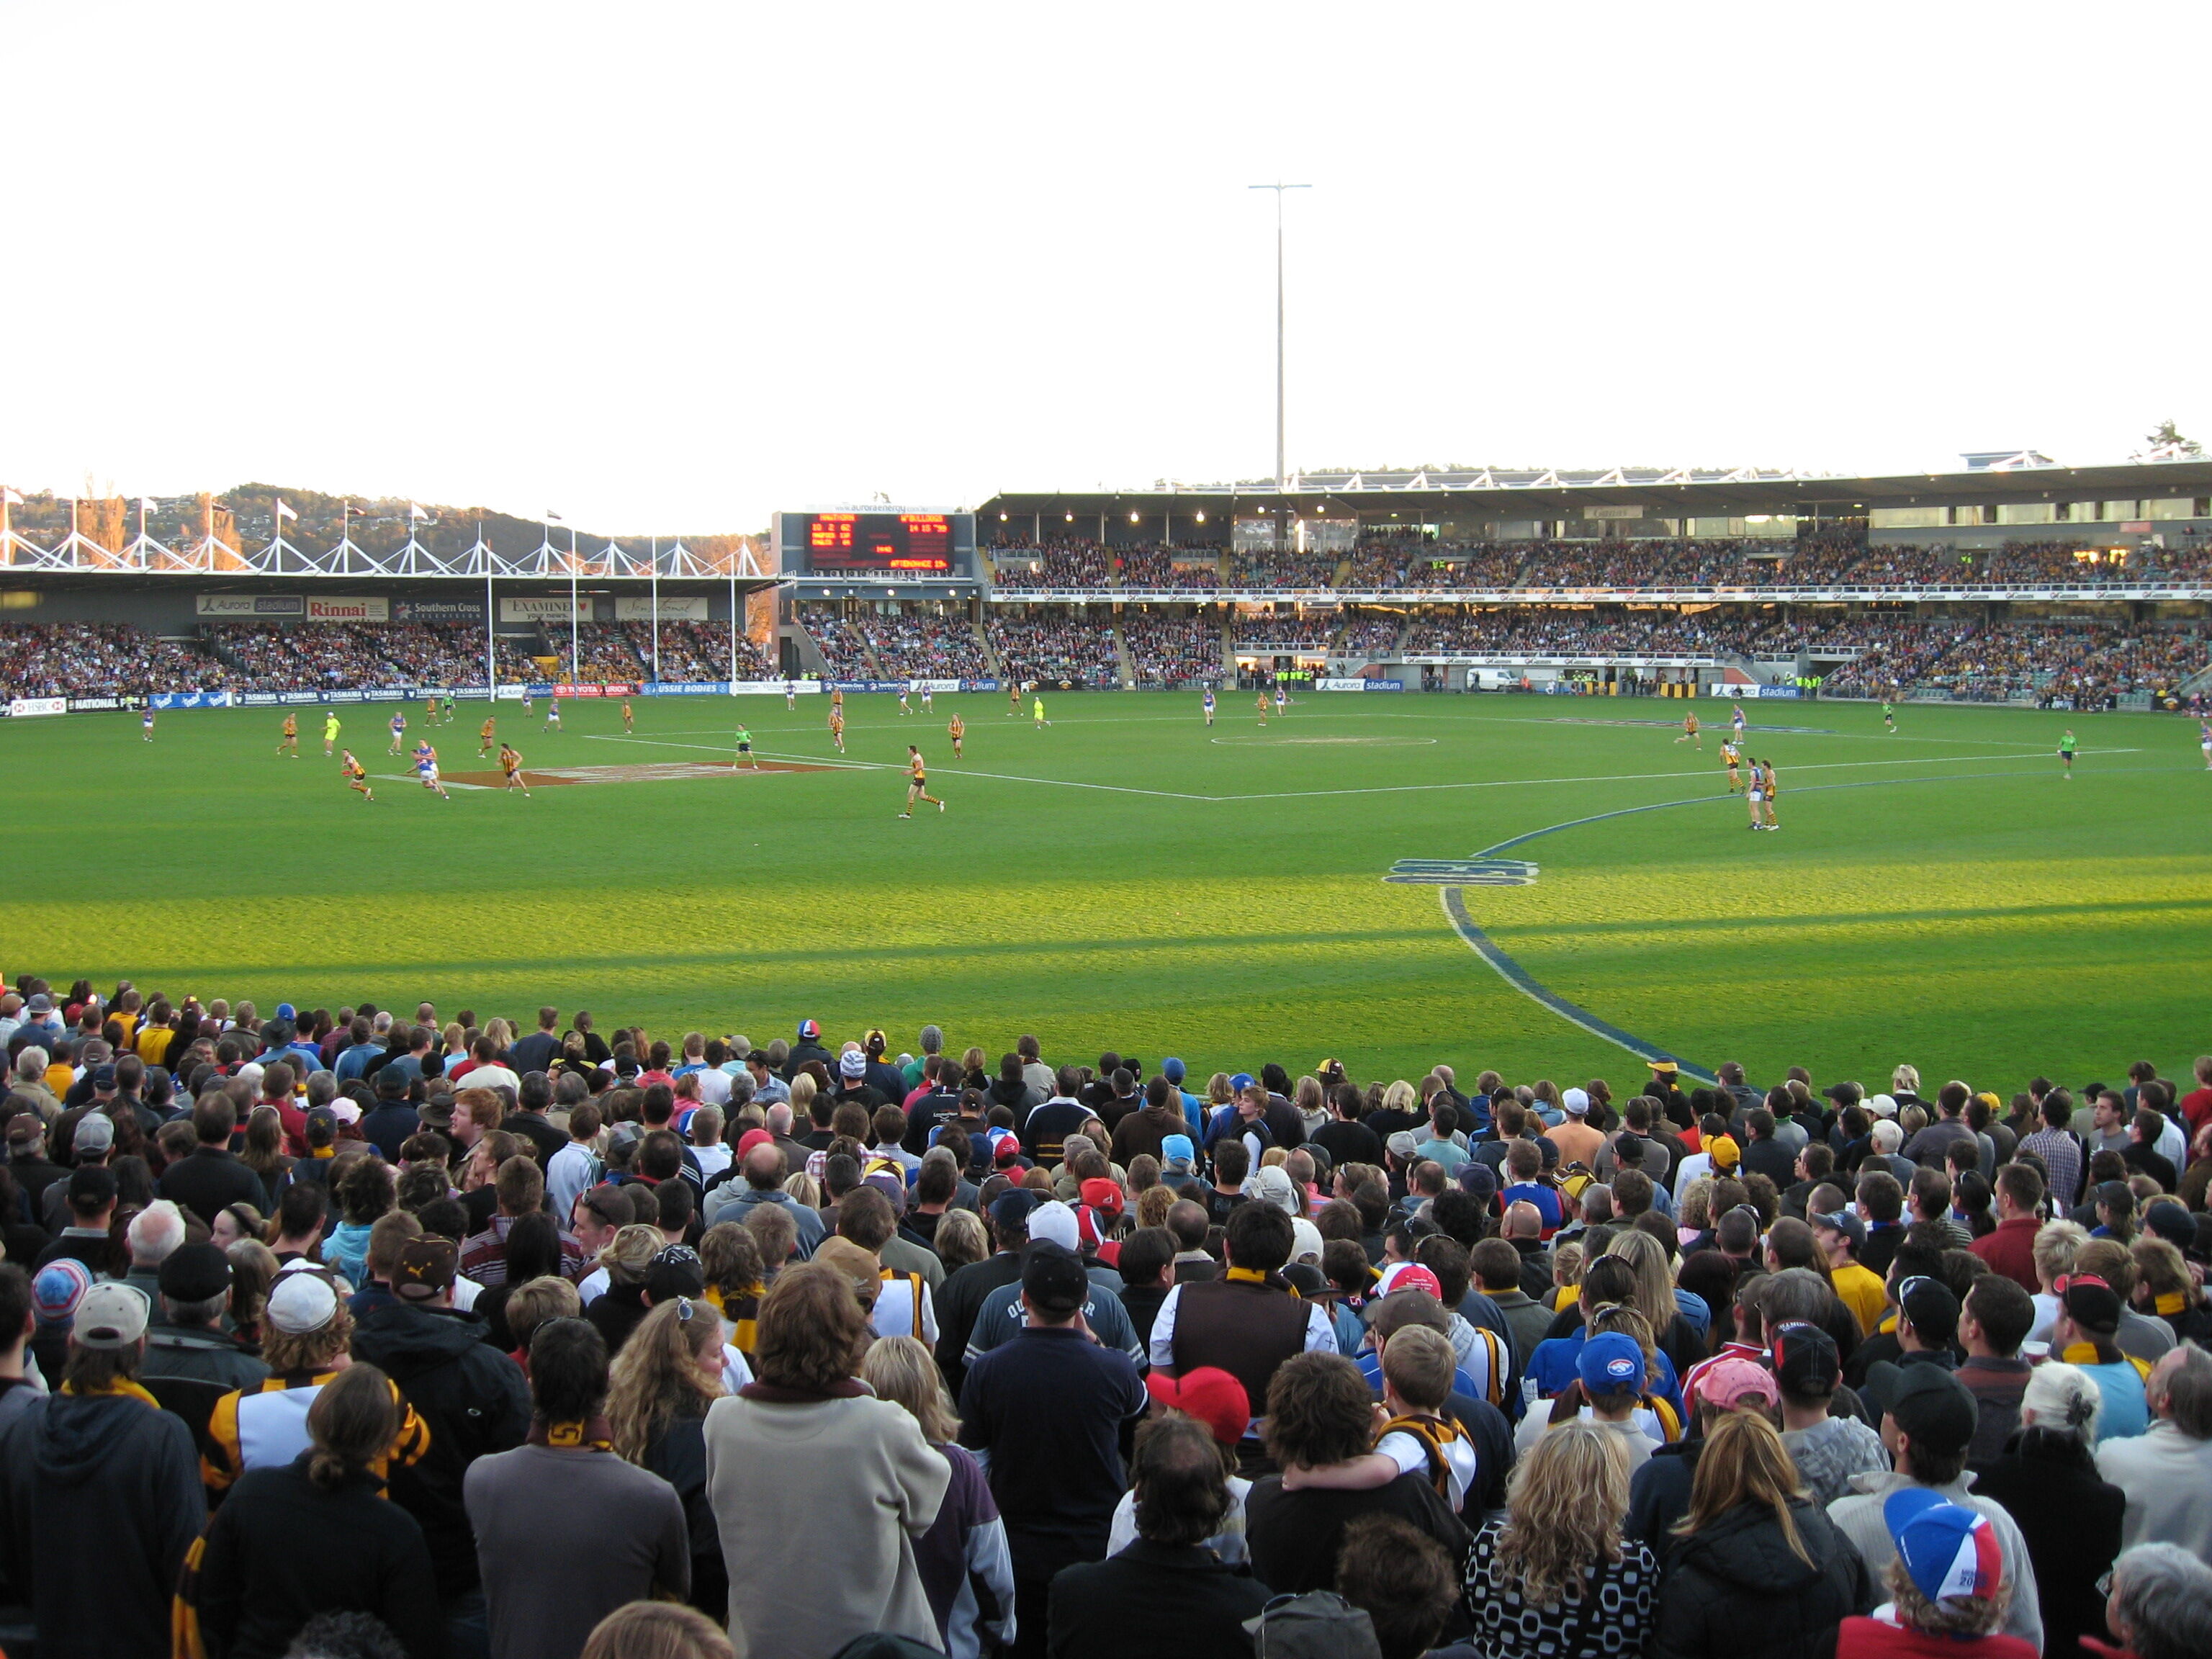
top-left (1249, 181), bottom-right (1310, 488)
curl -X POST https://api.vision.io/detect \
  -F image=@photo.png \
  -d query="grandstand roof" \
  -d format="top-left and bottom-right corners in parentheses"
top-left (981, 459), bottom-right (2212, 521)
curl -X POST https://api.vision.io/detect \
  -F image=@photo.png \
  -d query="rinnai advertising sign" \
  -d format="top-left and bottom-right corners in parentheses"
top-left (305, 596), bottom-right (390, 622)
top-left (500, 597), bottom-right (582, 623)
top-left (197, 594), bottom-right (304, 617)
top-left (615, 596), bottom-right (710, 621)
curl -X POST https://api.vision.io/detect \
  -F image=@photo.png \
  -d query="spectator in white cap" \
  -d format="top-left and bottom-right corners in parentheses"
top-left (0, 1280), bottom-right (204, 1659)
top-left (1547, 1088), bottom-right (1604, 1167)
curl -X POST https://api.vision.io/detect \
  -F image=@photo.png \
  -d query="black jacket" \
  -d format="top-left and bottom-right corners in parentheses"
top-left (0, 1385), bottom-right (205, 1659)
top-left (1650, 1498), bottom-right (1871, 1659)
top-left (642, 1413), bottom-right (727, 1624)
top-left (158, 1146), bottom-right (268, 1230)
top-left (1970, 1431), bottom-right (2125, 1659)
top-left (1047, 1539), bottom-right (1274, 1659)
top-left (186, 1452), bottom-right (444, 1659)
top-left (359, 1102), bottom-right (422, 1163)
top-left (1627, 1437), bottom-right (1703, 1546)
top-left (349, 1300), bottom-right (531, 1599)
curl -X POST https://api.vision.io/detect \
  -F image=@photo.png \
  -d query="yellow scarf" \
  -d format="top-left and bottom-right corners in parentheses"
top-left (60, 1378), bottom-right (160, 1407)
top-left (2154, 1292), bottom-right (2188, 1317)
top-left (1226, 1267), bottom-right (1300, 1299)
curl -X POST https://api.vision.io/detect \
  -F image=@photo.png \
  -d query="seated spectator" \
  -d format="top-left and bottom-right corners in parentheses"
top-left (1047, 1411), bottom-right (1277, 1659)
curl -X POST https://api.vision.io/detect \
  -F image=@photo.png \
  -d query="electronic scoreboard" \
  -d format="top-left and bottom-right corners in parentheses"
top-left (777, 511), bottom-right (974, 576)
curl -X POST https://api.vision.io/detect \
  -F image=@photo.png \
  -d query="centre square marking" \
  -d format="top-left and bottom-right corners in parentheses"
top-left (444, 760), bottom-right (836, 788)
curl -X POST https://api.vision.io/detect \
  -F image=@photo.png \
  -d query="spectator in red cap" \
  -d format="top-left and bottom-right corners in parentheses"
top-left (1107, 1367), bottom-right (1254, 1563)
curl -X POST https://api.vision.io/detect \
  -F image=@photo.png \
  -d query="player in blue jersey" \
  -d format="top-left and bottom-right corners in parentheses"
top-left (414, 740), bottom-right (450, 799)
top-left (388, 711), bottom-right (407, 754)
top-left (1202, 688), bottom-right (1215, 726)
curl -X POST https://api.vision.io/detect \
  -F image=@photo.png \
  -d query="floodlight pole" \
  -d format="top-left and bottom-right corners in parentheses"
top-left (649, 536), bottom-right (660, 685)
top-left (1249, 181), bottom-right (1310, 490)
top-left (569, 525), bottom-right (580, 685)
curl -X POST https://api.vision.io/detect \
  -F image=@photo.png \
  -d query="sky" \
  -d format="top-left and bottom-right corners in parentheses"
top-left (6, 3), bottom-right (2208, 536)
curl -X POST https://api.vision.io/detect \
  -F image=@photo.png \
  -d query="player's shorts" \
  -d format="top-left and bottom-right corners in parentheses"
top-left (420, 766), bottom-right (439, 785)
top-left (1748, 789), bottom-right (1764, 804)
top-left (737, 742), bottom-right (752, 753)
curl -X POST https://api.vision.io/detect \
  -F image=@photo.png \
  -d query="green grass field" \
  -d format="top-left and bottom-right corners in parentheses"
top-left (6, 690), bottom-right (2208, 1094)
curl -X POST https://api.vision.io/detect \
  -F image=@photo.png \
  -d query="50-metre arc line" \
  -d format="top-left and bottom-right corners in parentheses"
top-left (1434, 765), bottom-right (2166, 1083)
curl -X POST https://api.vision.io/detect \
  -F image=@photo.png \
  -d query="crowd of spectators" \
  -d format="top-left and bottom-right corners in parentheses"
top-left (988, 542), bottom-right (1113, 591)
top-left (986, 610), bottom-right (1123, 686)
top-left (621, 621), bottom-right (776, 683)
top-left (797, 605), bottom-right (874, 676)
top-left (1822, 624), bottom-right (1982, 698)
top-left (1228, 552), bottom-right (1343, 590)
top-left (1230, 612), bottom-right (1341, 651)
top-left (1403, 607), bottom-right (1777, 658)
top-left (1118, 615), bottom-right (1219, 684)
top-left (1338, 612), bottom-right (1406, 656)
top-left (1113, 549), bottom-right (1222, 592)
top-left (1908, 624), bottom-right (2210, 706)
top-left (3, 975), bottom-right (2211, 1659)
top-left (0, 622), bottom-right (221, 698)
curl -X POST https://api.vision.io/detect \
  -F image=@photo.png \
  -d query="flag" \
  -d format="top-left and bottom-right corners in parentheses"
top-left (275, 498), bottom-right (298, 522)
top-left (409, 503), bottom-right (430, 521)
top-left (1, 487), bottom-right (21, 506)
top-left (547, 511), bottom-right (564, 523)
top-left (138, 497), bottom-right (160, 514)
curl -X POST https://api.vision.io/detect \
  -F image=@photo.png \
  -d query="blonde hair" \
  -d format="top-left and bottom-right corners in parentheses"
top-left (1381, 1080), bottom-right (1418, 1119)
top-left (935, 1208), bottom-right (988, 1270)
top-left (2033, 1219), bottom-right (2088, 1289)
top-left (607, 1298), bottom-right (724, 1462)
top-left (1676, 1410), bottom-right (1811, 1565)
top-left (1604, 1230), bottom-right (1677, 1339)
top-left (1381, 1324), bottom-right (1455, 1413)
top-left (579, 1602), bottom-right (734, 1659)
top-left (1489, 1421), bottom-right (1627, 1606)
top-left (861, 1334), bottom-right (961, 1445)
top-left (601, 1223), bottom-right (663, 1286)
top-left (788, 1072), bottom-right (817, 1117)
top-left (783, 1171), bottom-right (821, 1209)
top-left (1677, 1177), bottom-right (1716, 1233)
top-left (1136, 1184), bottom-right (1176, 1230)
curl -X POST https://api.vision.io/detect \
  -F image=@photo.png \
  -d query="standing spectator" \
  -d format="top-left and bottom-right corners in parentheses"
top-left (1827, 1491), bottom-right (2038, 1659)
top-left (1046, 1412), bottom-right (1277, 1659)
top-left (2102, 1544), bottom-right (2212, 1659)
top-left (607, 1298), bottom-right (730, 1623)
top-left (703, 1262), bottom-right (948, 1658)
top-left (1244, 1351), bottom-right (1470, 1596)
top-left (177, 1362), bottom-right (444, 1659)
top-left (960, 1241), bottom-right (1148, 1658)
top-left (1827, 1367), bottom-right (2044, 1652)
top-left (0, 1282), bottom-right (204, 1659)
top-left (2049, 1273), bottom-right (2152, 1439)
top-left (1773, 1321), bottom-right (1890, 1506)
top-left (158, 1094), bottom-right (267, 1228)
top-left (466, 1318), bottom-right (690, 1659)
top-left (2018, 1092), bottom-right (2085, 1210)
top-left (1652, 1411), bottom-right (1870, 1659)
top-left (1468, 1419), bottom-right (1656, 1659)
top-left (1969, 1164), bottom-right (2046, 1291)
top-left (350, 1235), bottom-right (532, 1658)
top-left (1955, 1275), bottom-right (2036, 1466)
top-left (2095, 1344), bottom-right (2212, 1565)
top-left (1975, 1362), bottom-right (2125, 1659)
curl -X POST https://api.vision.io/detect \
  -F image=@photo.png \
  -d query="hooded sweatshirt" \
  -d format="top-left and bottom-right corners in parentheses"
top-left (1650, 1496), bottom-right (1871, 1659)
top-left (350, 1300), bottom-right (532, 1599)
top-left (0, 1382), bottom-right (205, 1659)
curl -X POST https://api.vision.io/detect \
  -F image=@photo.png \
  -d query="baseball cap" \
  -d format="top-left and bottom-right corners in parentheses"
top-left (838, 1049), bottom-right (868, 1079)
top-left (1647, 1060), bottom-right (1678, 1076)
top-left (1562, 1087), bottom-right (1591, 1118)
top-left (72, 1114), bottom-right (115, 1156)
top-left (1161, 1058), bottom-right (1186, 1084)
top-left (1079, 1177), bottom-right (1125, 1216)
top-left (89, 1065), bottom-right (116, 1091)
top-left (1769, 1321), bottom-right (1840, 1397)
top-left (266, 1271), bottom-right (341, 1334)
top-left (1898, 1277), bottom-right (1962, 1345)
top-left (1690, 1355), bottom-right (1780, 1411)
top-left (1385, 1130), bottom-right (1420, 1161)
top-left (863, 1171), bottom-right (908, 1215)
top-left (2056, 1273), bottom-right (2123, 1335)
top-left (796, 1019), bottom-right (821, 1040)
top-left (1867, 1093), bottom-right (1898, 1119)
top-left (4, 1113), bottom-right (42, 1148)
top-left (1375, 1262), bottom-right (1442, 1300)
top-left (1248, 1166), bottom-right (1297, 1214)
top-left (374, 1068), bottom-right (408, 1096)
top-left (2143, 1200), bottom-right (2196, 1253)
top-left (1706, 1133), bottom-right (1740, 1171)
top-left (646, 1245), bottom-right (706, 1303)
top-left (1578, 1331), bottom-right (1647, 1398)
top-left (72, 1282), bottom-right (150, 1349)
top-left (276, 1003), bottom-right (297, 1021)
top-left (31, 1259), bottom-right (93, 1329)
top-left (327, 1101), bottom-right (362, 1126)
top-left (158, 1242), bottom-right (233, 1304)
top-left (1027, 1199), bottom-right (1079, 1251)
top-left (813, 1237), bottom-right (884, 1298)
top-left (1811, 1209), bottom-right (1866, 1250)
top-left (394, 1236), bottom-right (459, 1300)
top-left (1146, 1366), bottom-right (1251, 1447)
top-left (606, 1121), bottom-right (645, 1153)
top-left (1229, 1074), bottom-right (1255, 1093)
top-left (67, 1164), bottom-right (117, 1210)
top-left (24, 994), bottom-right (52, 1014)
top-left (990, 1189), bottom-right (1040, 1234)
top-left (1869, 1363), bottom-right (1977, 1452)
top-left (1022, 1241), bottom-right (1089, 1317)
top-left (1160, 1133), bottom-right (1195, 1169)
top-left (735, 1128), bottom-right (775, 1160)
top-left (1884, 1488), bottom-right (2004, 1607)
